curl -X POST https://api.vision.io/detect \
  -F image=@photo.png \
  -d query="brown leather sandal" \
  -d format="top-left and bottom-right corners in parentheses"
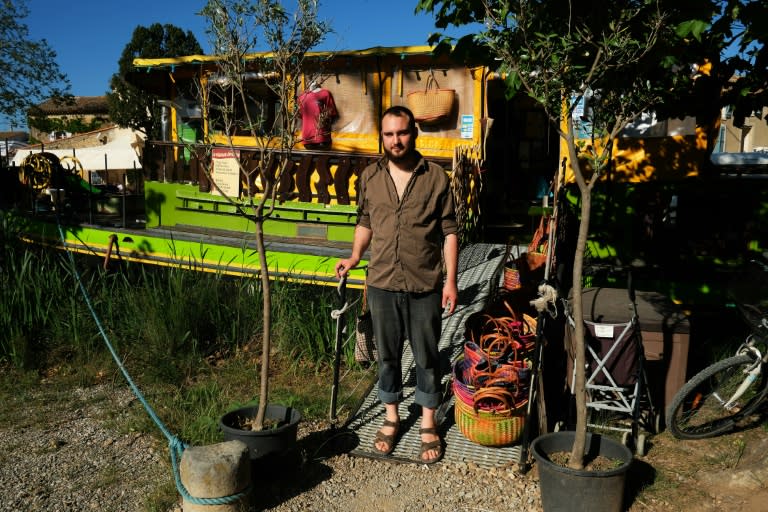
top-left (419, 427), bottom-right (444, 464)
top-left (373, 419), bottom-right (399, 455)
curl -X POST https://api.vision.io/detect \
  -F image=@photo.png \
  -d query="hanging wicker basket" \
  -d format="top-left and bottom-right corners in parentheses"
top-left (407, 75), bottom-right (455, 125)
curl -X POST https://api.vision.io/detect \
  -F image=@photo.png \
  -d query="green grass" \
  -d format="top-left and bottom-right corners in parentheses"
top-left (0, 211), bottom-right (373, 511)
top-left (142, 482), bottom-right (179, 512)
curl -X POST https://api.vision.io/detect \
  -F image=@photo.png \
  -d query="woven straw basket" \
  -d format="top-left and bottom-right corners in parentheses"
top-left (452, 356), bottom-right (526, 447)
top-left (407, 76), bottom-right (455, 125)
top-left (454, 392), bottom-right (525, 447)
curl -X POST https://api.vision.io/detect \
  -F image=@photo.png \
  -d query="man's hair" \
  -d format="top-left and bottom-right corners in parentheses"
top-left (381, 105), bottom-right (417, 135)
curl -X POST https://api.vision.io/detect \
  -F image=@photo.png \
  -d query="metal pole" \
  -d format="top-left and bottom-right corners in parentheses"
top-left (329, 275), bottom-right (347, 423)
top-left (88, 163), bottom-right (93, 224)
top-left (122, 172), bottom-right (127, 228)
top-left (133, 161), bottom-right (140, 195)
top-left (517, 313), bottom-right (546, 474)
top-left (104, 153), bottom-right (109, 226)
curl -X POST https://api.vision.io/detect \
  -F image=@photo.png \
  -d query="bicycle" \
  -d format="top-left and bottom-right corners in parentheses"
top-left (666, 259), bottom-right (768, 440)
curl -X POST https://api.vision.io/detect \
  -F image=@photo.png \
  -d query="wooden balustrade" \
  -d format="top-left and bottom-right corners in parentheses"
top-left (142, 141), bottom-right (449, 206)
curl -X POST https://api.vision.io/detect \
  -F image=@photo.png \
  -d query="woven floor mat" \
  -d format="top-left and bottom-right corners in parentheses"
top-left (346, 243), bottom-right (530, 469)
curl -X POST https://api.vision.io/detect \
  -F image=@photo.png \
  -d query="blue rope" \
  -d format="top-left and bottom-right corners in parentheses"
top-left (55, 221), bottom-right (249, 506)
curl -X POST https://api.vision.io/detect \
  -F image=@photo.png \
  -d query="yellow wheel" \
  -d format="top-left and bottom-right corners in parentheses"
top-left (59, 155), bottom-right (86, 180)
top-left (20, 152), bottom-right (58, 191)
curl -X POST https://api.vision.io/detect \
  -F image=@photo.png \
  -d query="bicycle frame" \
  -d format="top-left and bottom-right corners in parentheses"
top-left (666, 258), bottom-right (768, 440)
top-left (722, 342), bottom-right (763, 410)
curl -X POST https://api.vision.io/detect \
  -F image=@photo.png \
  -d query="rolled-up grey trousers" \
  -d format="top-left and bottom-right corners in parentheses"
top-left (367, 285), bottom-right (443, 409)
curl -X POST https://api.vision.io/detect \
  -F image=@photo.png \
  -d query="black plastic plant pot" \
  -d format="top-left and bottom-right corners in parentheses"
top-left (532, 431), bottom-right (633, 512)
top-left (219, 405), bottom-right (301, 465)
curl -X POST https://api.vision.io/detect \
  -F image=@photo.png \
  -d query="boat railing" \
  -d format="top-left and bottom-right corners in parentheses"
top-left (5, 140), bottom-right (452, 233)
top-left (142, 140), bottom-right (451, 206)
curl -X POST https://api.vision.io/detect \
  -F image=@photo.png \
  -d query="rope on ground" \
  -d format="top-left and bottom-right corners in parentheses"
top-left (55, 220), bottom-right (249, 506)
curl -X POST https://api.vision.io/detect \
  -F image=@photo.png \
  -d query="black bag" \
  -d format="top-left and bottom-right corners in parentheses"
top-left (354, 284), bottom-right (377, 363)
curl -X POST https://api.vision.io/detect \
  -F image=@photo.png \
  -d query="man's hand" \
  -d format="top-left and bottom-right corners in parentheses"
top-left (442, 280), bottom-right (458, 315)
top-left (335, 226), bottom-right (371, 280)
top-left (441, 233), bottom-right (459, 315)
top-left (335, 258), bottom-right (358, 279)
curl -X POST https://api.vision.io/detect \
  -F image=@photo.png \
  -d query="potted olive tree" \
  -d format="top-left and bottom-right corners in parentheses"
top-left (419, 0), bottom-right (709, 509)
top-left (193, 0), bottom-right (332, 463)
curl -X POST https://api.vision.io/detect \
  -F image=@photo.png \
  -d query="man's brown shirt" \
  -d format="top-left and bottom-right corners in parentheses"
top-left (356, 153), bottom-right (457, 292)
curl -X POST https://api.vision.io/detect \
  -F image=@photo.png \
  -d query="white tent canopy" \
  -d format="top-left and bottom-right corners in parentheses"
top-left (11, 128), bottom-right (144, 172)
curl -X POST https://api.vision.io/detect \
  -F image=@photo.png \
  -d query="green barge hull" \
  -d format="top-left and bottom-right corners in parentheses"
top-left (19, 180), bottom-right (368, 288)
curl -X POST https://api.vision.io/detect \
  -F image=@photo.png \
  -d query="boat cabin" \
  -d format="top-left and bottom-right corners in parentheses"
top-left (6, 45), bottom-right (761, 288)
top-left (124, 46), bottom-right (563, 244)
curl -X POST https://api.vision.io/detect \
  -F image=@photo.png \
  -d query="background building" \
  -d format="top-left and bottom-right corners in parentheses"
top-left (716, 106), bottom-right (768, 153)
top-left (27, 96), bottom-right (110, 143)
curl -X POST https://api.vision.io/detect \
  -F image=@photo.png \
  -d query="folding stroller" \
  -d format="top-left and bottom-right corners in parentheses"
top-left (565, 275), bottom-right (658, 456)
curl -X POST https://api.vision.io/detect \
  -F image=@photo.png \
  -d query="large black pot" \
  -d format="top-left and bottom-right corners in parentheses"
top-left (532, 431), bottom-right (633, 512)
top-left (219, 405), bottom-right (301, 467)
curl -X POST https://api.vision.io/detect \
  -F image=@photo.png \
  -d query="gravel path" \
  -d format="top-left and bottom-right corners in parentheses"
top-left (0, 383), bottom-right (543, 512)
top-left (0, 385), bottom-right (167, 511)
top-left (253, 418), bottom-right (543, 512)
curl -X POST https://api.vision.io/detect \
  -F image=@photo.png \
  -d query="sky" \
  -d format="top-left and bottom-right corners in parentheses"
top-left (21, 0), bottom-right (479, 100)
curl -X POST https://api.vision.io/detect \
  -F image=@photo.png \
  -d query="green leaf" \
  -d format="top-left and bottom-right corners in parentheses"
top-left (675, 19), bottom-right (709, 41)
top-left (504, 69), bottom-right (522, 98)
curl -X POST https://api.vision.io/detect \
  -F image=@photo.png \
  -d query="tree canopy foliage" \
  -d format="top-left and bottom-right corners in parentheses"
top-left (0, 0), bottom-right (70, 129)
top-left (676, 1), bottom-right (768, 128)
top-left (107, 23), bottom-right (203, 138)
top-left (419, 0), bottom-right (705, 173)
top-left (415, 0), bottom-right (718, 469)
top-left (27, 114), bottom-right (106, 140)
top-left (418, 0), bottom-right (767, 130)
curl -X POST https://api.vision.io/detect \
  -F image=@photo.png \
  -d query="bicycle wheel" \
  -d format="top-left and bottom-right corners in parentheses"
top-left (666, 354), bottom-right (768, 440)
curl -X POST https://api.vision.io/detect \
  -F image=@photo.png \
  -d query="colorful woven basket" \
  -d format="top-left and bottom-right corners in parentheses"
top-left (471, 360), bottom-right (531, 401)
top-left (454, 356), bottom-right (518, 411)
top-left (452, 355), bottom-right (528, 446)
top-left (452, 356), bottom-right (476, 406)
top-left (503, 262), bottom-right (521, 291)
top-left (463, 341), bottom-right (487, 368)
top-left (454, 391), bottom-right (526, 447)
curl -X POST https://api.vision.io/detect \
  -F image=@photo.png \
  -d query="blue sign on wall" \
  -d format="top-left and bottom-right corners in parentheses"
top-left (461, 115), bottom-right (474, 139)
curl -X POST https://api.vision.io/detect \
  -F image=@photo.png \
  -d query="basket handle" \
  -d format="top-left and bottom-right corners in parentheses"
top-left (472, 387), bottom-right (515, 413)
top-left (502, 299), bottom-right (518, 321)
top-left (425, 72), bottom-right (441, 91)
top-left (502, 238), bottom-right (521, 266)
top-left (483, 314), bottom-right (520, 337)
top-left (472, 368), bottom-right (520, 388)
top-left (478, 332), bottom-right (518, 360)
top-left (360, 280), bottom-right (368, 314)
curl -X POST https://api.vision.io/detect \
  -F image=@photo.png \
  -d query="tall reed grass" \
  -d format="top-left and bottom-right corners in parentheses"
top-left (0, 211), bottom-right (359, 378)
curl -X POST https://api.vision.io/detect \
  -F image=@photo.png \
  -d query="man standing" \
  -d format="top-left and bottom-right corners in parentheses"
top-left (335, 106), bottom-right (458, 464)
